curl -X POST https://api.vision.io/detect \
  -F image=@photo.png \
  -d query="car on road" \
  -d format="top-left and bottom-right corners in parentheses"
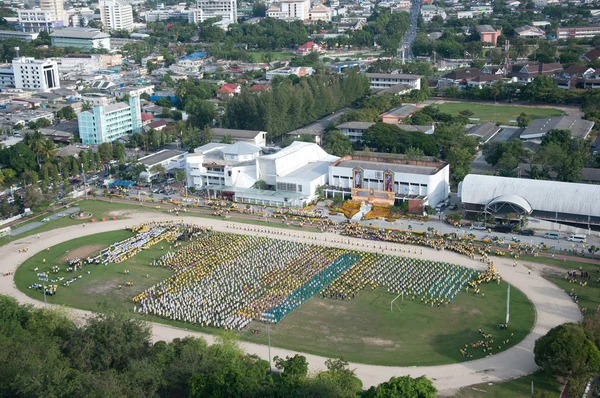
top-left (448, 204), bottom-right (458, 210)
top-left (543, 232), bottom-right (560, 240)
top-left (519, 229), bottom-right (535, 236)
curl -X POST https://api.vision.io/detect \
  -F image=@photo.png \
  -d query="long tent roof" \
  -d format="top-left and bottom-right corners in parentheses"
top-left (460, 174), bottom-right (600, 217)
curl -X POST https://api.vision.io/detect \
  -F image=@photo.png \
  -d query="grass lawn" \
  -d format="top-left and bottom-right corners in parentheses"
top-left (452, 371), bottom-right (562, 398)
top-left (14, 230), bottom-right (173, 313)
top-left (248, 51), bottom-right (294, 62)
top-left (14, 229), bottom-right (535, 366)
top-left (436, 102), bottom-right (565, 125)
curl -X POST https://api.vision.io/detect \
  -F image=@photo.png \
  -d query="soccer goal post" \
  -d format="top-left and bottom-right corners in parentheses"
top-left (390, 292), bottom-right (403, 312)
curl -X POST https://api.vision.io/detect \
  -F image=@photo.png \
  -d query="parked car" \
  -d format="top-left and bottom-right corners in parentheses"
top-left (493, 224), bottom-right (513, 233)
top-left (519, 229), bottom-right (535, 236)
top-left (448, 204), bottom-right (458, 210)
top-left (543, 232), bottom-right (560, 240)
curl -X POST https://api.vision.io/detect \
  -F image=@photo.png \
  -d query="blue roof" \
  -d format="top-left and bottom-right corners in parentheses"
top-left (179, 51), bottom-right (208, 61)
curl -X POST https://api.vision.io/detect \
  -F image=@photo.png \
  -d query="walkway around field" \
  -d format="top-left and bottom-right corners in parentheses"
top-left (0, 213), bottom-right (583, 395)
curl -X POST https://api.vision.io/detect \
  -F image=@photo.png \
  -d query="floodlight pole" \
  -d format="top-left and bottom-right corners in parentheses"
top-left (506, 283), bottom-right (511, 324)
top-left (81, 164), bottom-right (87, 200)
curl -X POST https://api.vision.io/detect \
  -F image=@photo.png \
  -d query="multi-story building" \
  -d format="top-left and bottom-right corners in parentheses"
top-left (40, 0), bottom-right (66, 24)
top-left (557, 26), bottom-right (600, 39)
top-left (17, 9), bottom-right (64, 32)
top-left (138, 150), bottom-right (187, 182)
top-left (366, 73), bottom-right (422, 90)
top-left (267, 0), bottom-right (310, 20)
top-left (420, 5), bottom-right (446, 22)
top-left (188, 0), bottom-right (237, 23)
top-left (78, 96), bottom-right (142, 144)
top-left (50, 28), bottom-right (111, 50)
top-left (0, 30), bottom-right (39, 42)
top-left (266, 66), bottom-right (314, 80)
top-left (99, 0), bottom-right (134, 32)
top-left (514, 25), bottom-right (546, 39)
top-left (0, 65), bottom-right (15, 87)
top-left (308, 4), bottom-right (332, 21)
top-left (12, 57), bottom-right (60, 91)
top-left (337, 121), bottom-right (374, 143)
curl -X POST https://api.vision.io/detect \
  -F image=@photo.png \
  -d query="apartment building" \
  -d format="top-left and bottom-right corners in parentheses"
top-left (366, 73), bottom-right (422, 90)
top-left (50, 28), bottom-right (111, 50)
top-left (267, 0), bottom-right (310, 20)
top-left (78, 96), bottom-right (142, 144)
top-left (188, 0), bottom-right (237, 23)
top-left (557, 26), bottom-right (600, 39)
top-left (12, 57), bottom-right (60, 91)
top-left (100, 0), bottom-right (134, 32)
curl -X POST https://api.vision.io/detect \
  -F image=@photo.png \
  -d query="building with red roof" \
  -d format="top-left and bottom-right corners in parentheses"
top-left (295, 41), bottom-right (324, 56)
top-left (216, 83), bottom-right (241, 98)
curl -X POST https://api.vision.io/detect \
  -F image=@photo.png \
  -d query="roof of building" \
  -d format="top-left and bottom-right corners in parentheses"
top-left (147, 120), bottom-right (168, 129)
top-left (50, 28), bottom-right (109, 39)
top-left (179, 51), bottom-right (208, 61)
top-left (103, 102), bottom-right (130, 113)
top-left (310, 4), bottom-right (330, 11)
top-left (584, 48), bottom-right (600, 60)
top-left (250, 84), bottom-right (270, 91)
top-left (260, 141), bottom-right (335, 161)
top-left (337, 121), bottom-right (375, 130)
top-left (279, 160), bottom-right (330, 183)
top-left (56, 145), bottom-right (83, 158)
top-left (467, 122), bottom-right (501, 142)
top-left (138, 149), bottom-right (185, 166)
top-left (298, 41), bottom-right (318, 49)
top-left (212, 128), bottom-right (264, 139)
top-left (141, 113), bottom-right (154, 122)
top-left (442, 68), bottom-right (482, 81)
top-left (366, 73), bottom-right (421, 80)
top-left (514, 25), bottom-right (544, 34)
top-left (375, 83), bottom-right (412, 95)
top-left (335, 159), bottom-right (440, 175)
top-left (398, 124), bottom-right (434, 133)
top-left (520, 116), bottom-right (594, 139)
top-left (381, 104), bottom-right (418, 119)
top-left (477, 25), bottom-right (498, 33)
top-left (221, 141), bottom-right (261, 156)
top-left (460, 174), bottom-right (600, 217)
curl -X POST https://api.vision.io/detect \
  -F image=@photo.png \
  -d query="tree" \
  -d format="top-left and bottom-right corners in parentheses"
top-left (98, 142), bottom-right (113, 162)
top-left (516, 112), bottom-right (530, 127)
top-left (199, 127), bottom-right (215, 146)
top-left (22, 185), bottom-right (42, 208)
top-left (221, 133), bottom-right (233, 144)
top-left (252, 1), bottom-right (267, 17)
top-left (0, 143), bottom-right (37, 174)
top-left (149, 164), bottom-right (166, 181)
top-left (405, 146), bottom-right (425, 161)
top-left (363, 376), bottom-right (437, 398)
top-left (56, 106), bottom-right (77, 120)
top-left (534, 322), bottom-right (600, 377)
top-left (323, 130), bottom-right (353, 157)
top-left (274, 354), bottom-right (308, 388)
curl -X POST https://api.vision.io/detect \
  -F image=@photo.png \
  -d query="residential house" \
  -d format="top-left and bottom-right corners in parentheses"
top-left (583, 48), bottom-right (600, 63)
top-left (420, 5), bottom-right (446, 22)
top-left (380, 104), bottom-right (418, 124)
top-left (337, 121), bottom-right (374, 142)
top-left (509, 62), bottom-right (563, 84)
top-left (216, 83), bottom-right (241, 99)
top-left (295, 41), bottom-right (324, 55)
top-left (477, 25), bottom-right (501, 45)
top-left (514, 25), bottom-right (546, 39)
top-left (466, 123), bottom-right (501, 144)
top-left (308, 4), bottom-right (331, 21)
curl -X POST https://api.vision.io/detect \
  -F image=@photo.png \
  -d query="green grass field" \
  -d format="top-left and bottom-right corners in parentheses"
top-left (452, 372), bottom-right (562, 398)
top-left (14, 230), bottom-right (535, 366)
top-left (437, 102), bottom-right (565, 125)
top-left (248, 51), bottom-right (294, 62)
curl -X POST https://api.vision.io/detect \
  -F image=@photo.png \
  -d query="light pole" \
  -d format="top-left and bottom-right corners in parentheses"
top-left (506, 283), bottom-right (510, 324)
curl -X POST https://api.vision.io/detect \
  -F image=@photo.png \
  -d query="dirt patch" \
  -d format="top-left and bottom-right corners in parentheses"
top-left (60, 244), bottom-right (104, 262)
top-left (108, 210), bottom-right (131, 217)
top-left (362, 337), bottom-right (395, 347)
top-left (84, 279), bottom-right (119, 295)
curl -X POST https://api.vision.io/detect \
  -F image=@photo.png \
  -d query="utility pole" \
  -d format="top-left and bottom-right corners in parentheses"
top-left (506, 283), bottom-right (511, 324)
top-left (81, 164), bottom-right (87, 200)
top-left (268, 322), bottom-right (272, 373)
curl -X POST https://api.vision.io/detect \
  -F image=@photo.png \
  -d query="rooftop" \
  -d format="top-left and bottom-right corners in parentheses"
top-left (212, 128), bottom-right (265, 139)
top-left (221, 142), bottom-right (261, 156)
top-left (50, 28), bottom-right (110, 39)
top-left (477, 25), bottom-right (498, 33)
top-left (335, 160), bottom-right (440, 175)
top-left (366, 73), bottom-right (422, 81)
top-left (331, 153), bottom-right (448, 175)
top-left (467, 122), bottom-right (501, 142)
top-left (520, 116), bottom-right (594, 139)
top-left (138, 150), bottom-right (185, 166)
top-left (103, 102), bottom-right (130, 113)
top-left (381, 104), bottom-right (418, 119)
top-left (337, 122), bottom-right (375, 130)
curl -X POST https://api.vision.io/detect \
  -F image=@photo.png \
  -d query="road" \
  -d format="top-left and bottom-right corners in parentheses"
top-left (401, 0), bottom-right (422, 59)
top-left (0, 212), bottom-right (583, 395)
top-left (286, 107), bottom-right (353, 138)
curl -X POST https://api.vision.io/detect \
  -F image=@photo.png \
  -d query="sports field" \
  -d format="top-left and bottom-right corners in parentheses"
top-left (436, 102), bottom-right (565, 124)
top-left (14, 228), bottom-right (535, 367)
top-left (248, 51), bottom-right (294, 62)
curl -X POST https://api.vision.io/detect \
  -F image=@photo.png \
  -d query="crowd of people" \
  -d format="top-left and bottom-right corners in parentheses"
top-left (321, 252), bottom-right (478, 305)
top-left (342, 223), bottom-right (477, 258)
top-left (133, 232), bottom-right (349, 329)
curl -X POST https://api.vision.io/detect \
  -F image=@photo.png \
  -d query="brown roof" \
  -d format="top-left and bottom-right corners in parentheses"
top-left (442, 68), bottom-right (482, 81)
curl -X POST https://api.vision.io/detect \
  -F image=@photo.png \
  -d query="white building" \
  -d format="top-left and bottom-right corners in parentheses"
top-left (420, 5), bottom-right (446, 22)
top-left (12, 57), bottom-right (60, 91)
top-left (55, 54), bottom-right (122, 75)
top-left (327, 154), bottom-right (450, 207)
top-left (138, 150), bottom-right (187, 182)
top-left (267, 0), bottom-right (310, 20)
top-left (336, 121), bottom-right (374, 143)
top-left (266, 66), bottom-right (314, 80)
top-left (50, 28), bottom-right (111, 50)
top-left (40, 0), bottom-right (66, 23)
top-left (100, 0), bottom-right (134, 32)
top-left (308, 4), bottom-right (332, 21)
top-left (17, 9), bottom-right (65, 32)
top-left (187, 141), bottom-right (338, 206)
top-left (188, 0), bottom-right (237, 23)
top-left (366, 73), bottom-right (422, 90)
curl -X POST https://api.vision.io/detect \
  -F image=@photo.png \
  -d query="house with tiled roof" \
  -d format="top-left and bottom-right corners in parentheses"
top-left (295, 41), bottom-right (324, 55)
top-left (250, 84), bottom-right (271, 93)
top-left (509, 62), bottom-right (563, 84)
top-left (216, 83), bottom-right (241, 99)
top-left (514, 25), bottom-right (546, 39)
top-left (583, 48), bottom-right (600, 63)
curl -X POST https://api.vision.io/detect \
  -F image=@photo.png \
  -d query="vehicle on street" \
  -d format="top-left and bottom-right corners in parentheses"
top-left (568, 234), bottom-right (587, 243)
top-left (448, 204), bottom-right (457, 210)
top-left (519, 229), bottom-right (535, 236)
top-left (544, 232), bottom-right (560, 240)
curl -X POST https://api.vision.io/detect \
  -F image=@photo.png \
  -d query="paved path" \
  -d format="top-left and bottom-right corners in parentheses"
top-left (0, 213), bottom-right (583, 395)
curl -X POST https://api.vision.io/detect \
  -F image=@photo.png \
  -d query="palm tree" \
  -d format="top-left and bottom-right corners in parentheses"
top-left (149, 164), bottom-right (166, 183)
top-left (24, 131), bottom-right (45, 166)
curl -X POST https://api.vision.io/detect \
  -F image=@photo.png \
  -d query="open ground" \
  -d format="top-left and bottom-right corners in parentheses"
top-left (15, 230), bottom-right (535, 367)
top-left (436, 102), bottom-right (565, 124)
top-left (0, 212), bottom-right (583, 394)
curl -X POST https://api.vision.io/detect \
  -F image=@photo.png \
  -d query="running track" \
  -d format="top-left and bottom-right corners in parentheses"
top-left (0, 213), bottom-right (583, 395)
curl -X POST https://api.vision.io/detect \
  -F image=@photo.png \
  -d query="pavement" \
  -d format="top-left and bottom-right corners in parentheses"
top-left (0, 212), bottom-right (583, 395)
top-left (9, 207), bottom-right (81, 236)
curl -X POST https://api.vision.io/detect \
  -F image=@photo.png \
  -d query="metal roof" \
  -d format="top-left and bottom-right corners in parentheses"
top-left (50, 28), bottom-right (110, 39)
top-left (520, 116), bottom-right (594, 140)
top-left (486, 194), bottom-right (532, 214)
top-left (460, 174), bottom-right (600, 217)
top-left (221, 142), bottom-right (261, 156)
